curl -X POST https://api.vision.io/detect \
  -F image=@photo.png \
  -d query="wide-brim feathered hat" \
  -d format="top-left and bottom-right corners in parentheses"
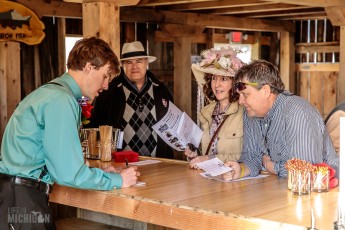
top-left (192, 47), bottom-right (244, 86)
top-left (120, 41), bottom-right (156, 63)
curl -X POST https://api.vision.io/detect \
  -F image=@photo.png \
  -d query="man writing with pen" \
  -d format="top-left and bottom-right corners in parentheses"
top-left (0, 37), bottom-right (141, 229)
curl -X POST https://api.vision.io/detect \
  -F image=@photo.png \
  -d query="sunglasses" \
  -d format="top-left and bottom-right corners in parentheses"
top-left (234, 82), bottom-right (258, 91)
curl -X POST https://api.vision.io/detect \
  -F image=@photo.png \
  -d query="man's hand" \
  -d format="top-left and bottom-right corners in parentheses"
top-left (189, 155), bottom-right (209, 169)
top-left (184, 146), bottom-right (198, 159)
top-left (120, 167), bottom-right (140, 188)
top-left (222, 161), bottom-right (241, 181)
top-left (262, 155), bottom-right (276, 174)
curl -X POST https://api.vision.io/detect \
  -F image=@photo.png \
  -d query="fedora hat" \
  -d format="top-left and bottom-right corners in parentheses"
top-left (120, 41), bottom-right (156, 63)
top-left (192, 47), bottom-right (244, 86)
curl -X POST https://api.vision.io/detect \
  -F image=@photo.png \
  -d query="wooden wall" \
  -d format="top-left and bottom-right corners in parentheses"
top-left (0, 17), bottom-right (60, 146)
top-left (295, 20), bottom-right (340, 119)
top-left (297, 64), bottom-right (338, 118)
top-left (0, 42), bottom-right (20, 145)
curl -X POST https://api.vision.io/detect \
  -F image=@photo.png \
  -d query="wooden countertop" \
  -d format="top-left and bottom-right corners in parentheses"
top-left (49, 157), bottom-right (339, 230)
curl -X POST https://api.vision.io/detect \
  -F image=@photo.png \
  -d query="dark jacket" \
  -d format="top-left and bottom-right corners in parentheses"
top-left (88, 69), bottom-right (174, 159)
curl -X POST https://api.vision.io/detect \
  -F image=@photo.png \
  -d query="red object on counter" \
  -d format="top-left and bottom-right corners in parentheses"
top-left (112, 151), bottom-right (139, 162)
top-left (313, 162), bottom-right (338, 189)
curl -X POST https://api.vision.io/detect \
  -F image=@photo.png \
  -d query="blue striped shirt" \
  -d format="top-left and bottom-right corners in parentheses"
top-left (240, 92), bottom-right (339, 178)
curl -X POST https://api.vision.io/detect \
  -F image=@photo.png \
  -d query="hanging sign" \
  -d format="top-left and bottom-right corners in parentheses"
top-left (232, 32), bottom-right (242, 43)
top-left (0, 0), bottom-right (45, 45)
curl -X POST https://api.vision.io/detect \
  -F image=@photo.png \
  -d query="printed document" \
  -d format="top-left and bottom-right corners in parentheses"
top-left (152, 101), bottom-right (202, 151)
top-left (196, 157), bottom-right (232, 177)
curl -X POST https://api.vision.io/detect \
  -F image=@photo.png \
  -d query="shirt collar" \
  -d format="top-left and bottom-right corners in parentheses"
top-left (55, 73), bottom-right (82, 100)
top-left (123, 74), bottom-right (148, 93)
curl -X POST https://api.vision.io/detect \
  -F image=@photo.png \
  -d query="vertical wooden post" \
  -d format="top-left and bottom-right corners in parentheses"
top-left (206, 28), bottom-right (214, 49)
top-left (57, 18), bottom-right (66, 76)
top-left (123, 22), bottom-right (136, 43)
top-left (0, 42), bottom-right (21, 145)
top-left (251, 32), bottom-right (261, 60)
top-left (82, 0), bottom-right (121, 58)
top-left (280, 31), bottom-right (295, 93)
top-left (174, 38), bottom-right (192, 117)
top-left (339, 26), bottom-right (345, 103)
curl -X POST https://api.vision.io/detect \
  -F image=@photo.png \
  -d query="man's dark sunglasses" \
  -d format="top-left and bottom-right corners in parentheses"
top-left (234, 82), bottom-right (258, 91)
top-left (235, 81), bottom-right (287, 94)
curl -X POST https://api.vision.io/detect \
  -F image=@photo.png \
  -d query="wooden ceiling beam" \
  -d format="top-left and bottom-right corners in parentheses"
top-left (16, 0), bottom-right (82, 18)
top-left (137, 0), bottom-right (217, 6)
top-left (237, 8), bottom-right (325, 18)
top-left (154, 31), bottom-right (207, 43)
top-left (14, 0), bottom-right (295, 32)
top-left (159, 24), bottom-right (205, 37)
top-left (268, 13), bottom-right (327, 20)
top-left (63, 0), bottom-right (140, 5)
top-left (121, 7), bottom-right (295, 32)
top-left (325, 7), bottom-right (345, 26)
top-left (265, 0), bottom-right (345, 7)
top-left (198, 4), bottom-right (313, 15)
top-left (156, 0), bottom-right (272, 11)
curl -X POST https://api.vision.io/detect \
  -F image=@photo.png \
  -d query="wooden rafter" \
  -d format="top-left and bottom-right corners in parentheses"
top-left (195, 4), bottom-right (314, 15)
top-left (14, 0), bottom-right (339, 23)
top-left (238, 8), bottom-right (325, 19)
top-left (264, 0), bottom-right (345, 7)
top-left (63, 0), bottom-right (140, 5)
top-left (156, 0), bottom-right (273, 11)
top-left (120, 7), bottom-right (295, 32)
top-left (137, 0), bottom-right (218, 6)
top-left (15, 0), bottom-right (294, 32)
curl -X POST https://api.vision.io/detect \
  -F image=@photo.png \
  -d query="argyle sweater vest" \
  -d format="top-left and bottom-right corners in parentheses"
top-left (122, 82), bottom-right (157, 157)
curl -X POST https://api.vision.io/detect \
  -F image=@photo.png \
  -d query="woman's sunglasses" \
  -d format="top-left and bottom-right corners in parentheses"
top-left (234, 82), bottom-right (258, 91)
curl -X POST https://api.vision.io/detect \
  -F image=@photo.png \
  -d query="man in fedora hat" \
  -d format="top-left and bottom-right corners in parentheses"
top-left (89, 41), bottom-right (174, 158)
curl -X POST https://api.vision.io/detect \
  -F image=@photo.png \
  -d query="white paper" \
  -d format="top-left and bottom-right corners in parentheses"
top-left (152, 101), bottom-right (202, 151)
top-left (196, 157), bottom-right (232, 177)
top-left (199, 172), bottom-right (269, 182)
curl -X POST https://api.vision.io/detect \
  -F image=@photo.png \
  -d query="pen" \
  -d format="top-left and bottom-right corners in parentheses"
top-left (125, 158), bottom-right (129, 168)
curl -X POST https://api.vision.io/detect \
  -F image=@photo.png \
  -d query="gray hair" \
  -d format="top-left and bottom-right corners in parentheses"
top-left (234, 60), bottom-right (285, 94)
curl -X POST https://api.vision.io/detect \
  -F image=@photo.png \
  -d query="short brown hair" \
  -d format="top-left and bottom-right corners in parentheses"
top-left (67, 36), bottom-right (120, 79)
top-left (234, 60), bottom-right (285, 94)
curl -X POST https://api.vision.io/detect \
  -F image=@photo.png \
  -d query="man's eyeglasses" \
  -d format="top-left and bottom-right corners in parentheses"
top-left (234, 82), bottom-right (258, 91)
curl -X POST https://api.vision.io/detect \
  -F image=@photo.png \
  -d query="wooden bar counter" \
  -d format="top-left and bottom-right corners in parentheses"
top-left (49, 157), bottom-right (339, 230)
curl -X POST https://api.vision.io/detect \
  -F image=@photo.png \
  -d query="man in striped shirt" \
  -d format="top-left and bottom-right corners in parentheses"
top-left (223, 60), bottom-right (339, 180)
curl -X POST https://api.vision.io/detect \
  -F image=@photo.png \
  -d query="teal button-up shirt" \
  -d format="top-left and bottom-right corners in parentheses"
top-left (0, 73), bottom-right (122, 190)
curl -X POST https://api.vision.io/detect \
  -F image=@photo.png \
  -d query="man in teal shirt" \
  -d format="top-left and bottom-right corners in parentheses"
top-left (0, 37), bottom-right (140, 229)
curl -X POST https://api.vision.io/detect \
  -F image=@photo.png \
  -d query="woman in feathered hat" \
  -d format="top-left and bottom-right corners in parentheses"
top-left (185, 47), bottom-right (244, 168)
